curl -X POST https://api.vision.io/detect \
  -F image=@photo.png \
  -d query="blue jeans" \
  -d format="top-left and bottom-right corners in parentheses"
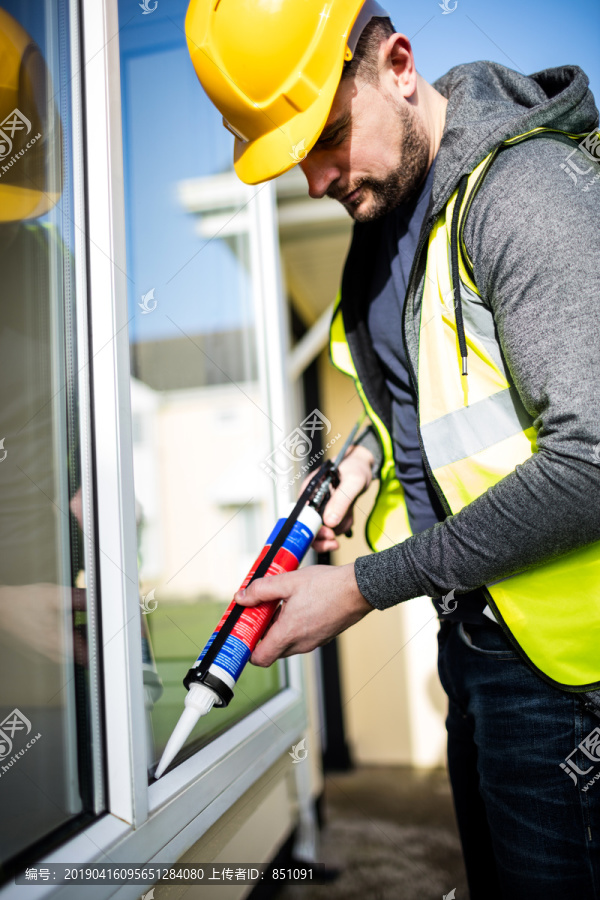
top-left (437, 619), bottom-right (600, 900)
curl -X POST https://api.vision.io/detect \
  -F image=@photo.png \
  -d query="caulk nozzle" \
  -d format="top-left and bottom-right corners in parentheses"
top-left (154, 683), bottom-right (217, 779)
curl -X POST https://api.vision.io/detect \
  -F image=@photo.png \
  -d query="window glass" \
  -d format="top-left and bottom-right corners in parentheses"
top-left (0, 0), bottom-right (100, 873)
top-left (118, 1), bottom-right (284, 774)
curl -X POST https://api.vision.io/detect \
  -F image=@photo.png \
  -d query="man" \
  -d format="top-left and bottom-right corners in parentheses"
top-left (185, 1), bottom-right (600, 896)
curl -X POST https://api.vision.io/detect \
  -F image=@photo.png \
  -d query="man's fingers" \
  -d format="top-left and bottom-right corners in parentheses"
top-left (312, 525), bottom-right (339, 552)
top-left (250, 643), bottom-right (285, 667)
top-left (316, 511), bottom-right (352, 541)
top-left (336, 509), bottom-right (354, 534)
top-left (233, 573), bottom-right (291, 607)
top-left (321, 485), bottom-right (354, 529)
top-left (312, 536), bottom-right (340, 553)
top-left (250, 616), bottom-right (290, 667)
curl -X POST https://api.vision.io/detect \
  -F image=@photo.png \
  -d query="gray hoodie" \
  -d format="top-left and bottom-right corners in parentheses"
top-left (345, 61), bottom-right (600, 609)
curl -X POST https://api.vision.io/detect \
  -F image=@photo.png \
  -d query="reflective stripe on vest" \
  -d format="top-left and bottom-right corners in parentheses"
top-left (330, 127), bottom-right (600, 691)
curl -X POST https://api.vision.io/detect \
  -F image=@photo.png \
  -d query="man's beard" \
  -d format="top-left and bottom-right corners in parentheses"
top-left (327, 98), bottom-right (431, 223)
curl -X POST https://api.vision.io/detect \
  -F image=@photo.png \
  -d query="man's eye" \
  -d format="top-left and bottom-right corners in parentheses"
top-left (318, 131), bottom-right (344, 148)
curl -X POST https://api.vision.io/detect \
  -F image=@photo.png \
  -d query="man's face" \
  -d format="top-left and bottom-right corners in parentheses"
top-left (299, 73), bottom-right (430, 222)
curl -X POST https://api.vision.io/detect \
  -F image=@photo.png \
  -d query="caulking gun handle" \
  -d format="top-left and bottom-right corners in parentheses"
top-left (242, 461), bottom-right (331, 591)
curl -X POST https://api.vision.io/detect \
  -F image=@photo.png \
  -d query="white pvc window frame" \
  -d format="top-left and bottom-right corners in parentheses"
top-left (0, 0), bottom-right (308, 896)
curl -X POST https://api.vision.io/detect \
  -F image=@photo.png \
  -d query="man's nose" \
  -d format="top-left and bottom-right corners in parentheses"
top-left (299, 154), bottom-right (341, 199)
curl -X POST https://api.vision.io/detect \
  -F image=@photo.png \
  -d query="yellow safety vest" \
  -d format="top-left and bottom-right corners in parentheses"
top-left (330, 128), bottom-right (600, 692)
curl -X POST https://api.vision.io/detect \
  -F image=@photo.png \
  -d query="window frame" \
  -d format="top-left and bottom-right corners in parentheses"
top-left (0, 0), bottom-right (106, 876)
top-left (67, 0), bottom-right (106, 819)
top-left (0, 0), bottom-right (308, 894)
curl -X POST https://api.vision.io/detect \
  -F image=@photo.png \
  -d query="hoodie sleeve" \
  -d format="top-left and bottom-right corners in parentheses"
top-left (353, 134), bottom-right (600, 609)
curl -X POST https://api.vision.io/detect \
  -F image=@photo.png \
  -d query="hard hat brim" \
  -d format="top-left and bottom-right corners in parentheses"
top-left (232, 47), bottom-right (347, 186)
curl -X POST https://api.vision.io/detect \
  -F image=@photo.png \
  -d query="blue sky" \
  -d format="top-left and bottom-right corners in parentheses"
top-left (386, 0), bottom-right (599, 89)
top-left (118, 0), bottom-right (599, 343)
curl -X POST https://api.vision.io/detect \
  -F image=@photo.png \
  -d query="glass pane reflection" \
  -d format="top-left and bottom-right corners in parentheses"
top-left (0, 0), bottom-right (99, 870)
top-left (118, 3), bottom-right (284, 774)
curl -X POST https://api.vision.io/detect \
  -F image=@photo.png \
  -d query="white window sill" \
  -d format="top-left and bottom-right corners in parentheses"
top-left (0, 686), bottom-right (306, 900)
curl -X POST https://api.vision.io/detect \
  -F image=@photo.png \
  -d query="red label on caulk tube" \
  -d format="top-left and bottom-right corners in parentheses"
top-left (193, 505), bottom-right (322, 687)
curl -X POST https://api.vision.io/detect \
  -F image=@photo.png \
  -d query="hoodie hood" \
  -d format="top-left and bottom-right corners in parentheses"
top-left (430, 61), bottom-right (599, 218)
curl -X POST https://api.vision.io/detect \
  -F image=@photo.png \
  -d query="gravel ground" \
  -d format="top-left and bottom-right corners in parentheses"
top-left (276, 765), bottom-right (469, 900)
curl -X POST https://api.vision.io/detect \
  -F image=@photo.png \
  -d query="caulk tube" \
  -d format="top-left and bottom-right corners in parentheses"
top-left (188, 503), bottom-right (322, 701)
top-left (154, 503), bottom-right (322, 778)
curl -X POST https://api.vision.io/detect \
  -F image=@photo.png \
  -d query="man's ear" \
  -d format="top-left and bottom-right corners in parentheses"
top-left (382, 33), bottom-right (417, 99)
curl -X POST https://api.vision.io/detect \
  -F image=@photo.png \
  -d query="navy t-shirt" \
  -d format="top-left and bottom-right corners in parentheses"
top-left (367, 161), bottom-right (443, 534)
top-left (366, 160), bottom-right (489, 624)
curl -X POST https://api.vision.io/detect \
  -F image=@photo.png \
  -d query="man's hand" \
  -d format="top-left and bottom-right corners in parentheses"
top-left (310, 443), bottom-right (375, 553)
top-left (233, 563), bottom-right (373, 666)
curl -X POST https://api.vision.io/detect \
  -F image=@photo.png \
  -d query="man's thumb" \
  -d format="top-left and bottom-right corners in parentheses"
top-left (322, 491), bottom-right (352, 529)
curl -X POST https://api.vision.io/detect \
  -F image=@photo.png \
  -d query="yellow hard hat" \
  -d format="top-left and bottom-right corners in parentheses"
top-left (185, 0), bottom-right (390, 185)
top-left (0, 8), bottom-right (62, 222)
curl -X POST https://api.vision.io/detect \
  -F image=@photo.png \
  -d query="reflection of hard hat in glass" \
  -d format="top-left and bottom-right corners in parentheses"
top-left (0, 8), bottom-right (62, 222)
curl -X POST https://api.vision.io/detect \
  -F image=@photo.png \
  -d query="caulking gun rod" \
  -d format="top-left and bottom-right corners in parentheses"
top-left (332, 411), bottom-right (367, 469)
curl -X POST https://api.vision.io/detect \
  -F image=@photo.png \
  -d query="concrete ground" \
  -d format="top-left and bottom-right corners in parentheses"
top-left (278, 766), bottom-right (469, 900)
